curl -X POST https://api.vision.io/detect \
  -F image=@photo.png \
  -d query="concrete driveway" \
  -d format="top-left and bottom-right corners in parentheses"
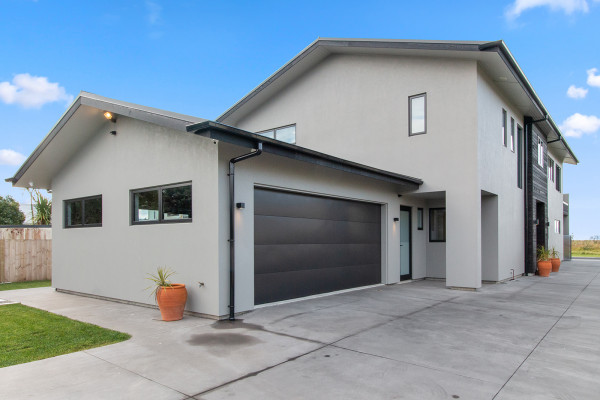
top-left (1, 259), bottom-right (599, 399)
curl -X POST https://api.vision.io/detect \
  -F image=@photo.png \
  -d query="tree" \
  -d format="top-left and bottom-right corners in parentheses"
top-left (0, 195), bottom-right (26, 225)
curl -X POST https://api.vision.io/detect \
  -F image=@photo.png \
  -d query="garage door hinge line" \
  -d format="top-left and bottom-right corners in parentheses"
top-left (228, 142), bottom-right (263, 321)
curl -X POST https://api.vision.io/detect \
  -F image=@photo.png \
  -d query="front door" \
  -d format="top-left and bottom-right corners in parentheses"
top-left (400, 206), bottom-right (412, 281)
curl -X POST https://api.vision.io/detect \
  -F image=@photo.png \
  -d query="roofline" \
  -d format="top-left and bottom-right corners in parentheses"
top-left (186, 121), bottom-right (423, 189)
top-left (217, 38), bottom-right (577, 164)
top-left (6, 92), bottom-right (205, 186)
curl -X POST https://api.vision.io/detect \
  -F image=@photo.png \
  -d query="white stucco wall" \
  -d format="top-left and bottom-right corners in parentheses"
top-left (51, 117), bottom-right (221, 316)
top-left (477, 68), bottom-right (526, 281)
top-left (547, 149), bottom-right (564, 259)
top-left (231, 53), bottom-right (482, 288)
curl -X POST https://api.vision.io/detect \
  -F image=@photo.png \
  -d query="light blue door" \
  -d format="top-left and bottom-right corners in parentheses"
top-left (400, 207), bottom-right (411, 280)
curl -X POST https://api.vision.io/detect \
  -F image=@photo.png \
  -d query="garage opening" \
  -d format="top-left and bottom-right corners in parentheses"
top-left (254, 187), bottom-right (382, 305)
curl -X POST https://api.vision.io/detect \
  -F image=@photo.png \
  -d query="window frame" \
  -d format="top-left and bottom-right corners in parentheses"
top-left (548, 158), bottom-right (555, 182)
top-left (408, 93), bottom-right (427, 136)
top-left (64, 195), bottom-right (103, 228)
top-left (537, 137), bottom-right (544, 167)
top-left (130, 182), bottom-right (192, 225)
top-left (502, 109), bottom-right (507, 147)
top-left (429, 208), bottom-right (446, 243)
top-left (417, 208), bottom-right (424, 230)
top-left (517, 125), bottom-right (523, 189)
top-left (510, 117), bottom-right (515, 152)
top-left (256, 124), bottom-right (296, 144)
top-left (556, 165), bottom-right (562, 192)
top-left (555, 219), bottom-right (561, 234)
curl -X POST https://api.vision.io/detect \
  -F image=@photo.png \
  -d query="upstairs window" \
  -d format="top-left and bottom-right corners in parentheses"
top-left (429, 208), bottom-right (446, 242)
top-left (502, 109), bottom-right (507, 147)
top-left (65, 195), bottom-right (102, 228)
top-left (510, 117), bottom-right (515, 152)
top-left (417, 208), bottom-right (424, 230)
top-left (537, 137), bottom-right (544, 167)
top-left (257, 124), bottom-right (296, 144)
top-left (132, 182), bottom-right (192, 224)
top-left (409, 93), bottom-right (427, 136)
top-left (548, 158), bottom-right (555, 182)
top-left (556, 165), bottom-right (562, 192)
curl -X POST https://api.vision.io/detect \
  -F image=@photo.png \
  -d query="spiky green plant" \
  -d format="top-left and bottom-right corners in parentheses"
top-left (550, 247), bottom-right (560, 259)
top-left (145, 267), bottom-right (175, 302)
top-left (536, 246), bottom-right (549, 262)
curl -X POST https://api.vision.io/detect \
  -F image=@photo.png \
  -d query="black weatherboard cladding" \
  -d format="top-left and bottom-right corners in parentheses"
top-left (254, 188), bottom-right (381, 305)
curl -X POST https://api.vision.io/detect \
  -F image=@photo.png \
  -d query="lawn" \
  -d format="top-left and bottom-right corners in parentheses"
top-left (0, 280), bottom-right (51, 291)
top-left (0, 304), bottom-right (130, 368)
top-left (572, 240), bottom-right (600, 258)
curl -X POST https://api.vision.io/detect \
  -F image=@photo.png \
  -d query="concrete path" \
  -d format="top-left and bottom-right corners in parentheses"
top-left (1, 259), bottom-right (599, 399)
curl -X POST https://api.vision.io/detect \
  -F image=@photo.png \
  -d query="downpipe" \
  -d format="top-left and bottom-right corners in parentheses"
top-left (228, 142), bottom-right (263, 321)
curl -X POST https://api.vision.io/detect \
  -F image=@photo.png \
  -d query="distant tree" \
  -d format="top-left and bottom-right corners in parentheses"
top-left (0, 195), bottom-right (26, 225)
top-left (591, 235), bottom-right (600, 241)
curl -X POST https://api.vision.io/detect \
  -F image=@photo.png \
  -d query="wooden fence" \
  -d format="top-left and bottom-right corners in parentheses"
top-left (0, 227), bottom-right (51, 282)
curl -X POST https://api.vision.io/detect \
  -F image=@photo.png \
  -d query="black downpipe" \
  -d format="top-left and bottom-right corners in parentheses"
top-left (524, 117), bottom-right (532, 275)
top-left (228, 142), bottom-right (263, 321)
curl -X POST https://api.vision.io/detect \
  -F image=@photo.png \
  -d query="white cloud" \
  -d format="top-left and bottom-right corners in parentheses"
top-left (560, 113), bottom-right (600, 137)
top-left (587, 67), bottom-right (600, 87)
top-left (567, 85), bottom-right (588, 98)
top-left (0, 74), bottom-right (73, 109)
top-left (506, 0), bottom-right (593, 19)
top-left (146, 1), bottom-right (162, 25)
top-left (0, 149), bottom-right (26, 166)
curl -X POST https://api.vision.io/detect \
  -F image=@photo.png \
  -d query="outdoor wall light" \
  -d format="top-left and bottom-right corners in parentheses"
top-left (393, 217), bottom-right (400, 222)
top-left (103, 111), bottom-right (117, 122)
top-left (236, 202), bottom-right (245, 209)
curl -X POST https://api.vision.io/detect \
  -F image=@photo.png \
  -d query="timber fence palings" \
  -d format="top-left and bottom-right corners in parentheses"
top-left (0, 227), bottom-right (51, 283)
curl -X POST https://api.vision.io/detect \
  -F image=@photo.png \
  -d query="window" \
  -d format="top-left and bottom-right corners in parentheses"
top-left (517, 125), bottom-right (523, 189)
top-left (417, 208), bottom-right (424, 230)
top-left (429, 208), bottom-right (445, 242)
top-left (548, 158), bottom-right (555, 182)
top-left (502, 109), bottom-right (507, 147)
top-left (257, 124), bottom-right (296, 144)
top-left (537, 137), bottom-right (544, 167)
top-left (64, 195), bottom-right (102, 228)
top-left (132, 183), bottom-right (192, 224)
top-left (555, 220), bottom-right (561, 234)
top-left (510, 117), bottom-right (515, 152)
top-left (556, 165), bottom-right (562, 192)
top-left (409, 93), bottom-right (427, 135)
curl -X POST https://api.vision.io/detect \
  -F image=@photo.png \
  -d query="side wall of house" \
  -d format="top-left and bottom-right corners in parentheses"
top-left (51, 117), bottom-right (221, 316)
top-left (477, 69), bottom-right (526, 281)
top-left (230, 54), bottom-right (482, 288)
top-left (547, 148), bottom-right (564, 259)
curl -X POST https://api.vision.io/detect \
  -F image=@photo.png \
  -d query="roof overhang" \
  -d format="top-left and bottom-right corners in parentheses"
top-left (186, 121), bottom-right (422, 190)
top-left (217, 38), bottom-right (577, 165)
top-left (6, 92), bottom-right (206, 189)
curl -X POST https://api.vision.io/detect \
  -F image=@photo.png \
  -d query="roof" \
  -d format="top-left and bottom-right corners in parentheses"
top-left (186, 121), bottom-right (422, 189)
top-left (217, 38), bottom-right (577, 165)
top-left (7, 91), bottom-right (206, 188)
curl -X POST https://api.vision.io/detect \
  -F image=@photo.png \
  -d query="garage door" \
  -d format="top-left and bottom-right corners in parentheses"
top-left (254, 188), bottom-right (381, 305)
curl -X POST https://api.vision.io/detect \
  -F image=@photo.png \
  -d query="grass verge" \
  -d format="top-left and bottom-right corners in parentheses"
top-left (572, 240), bottom-right (600, 258)
top-left (0, 304), bottom-right (130, 368)
top-left (0, 280), bottom-right (51, 291)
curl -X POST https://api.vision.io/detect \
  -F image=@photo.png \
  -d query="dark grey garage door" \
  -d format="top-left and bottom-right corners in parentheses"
top-left (254, 188), bottom-right (381, 305)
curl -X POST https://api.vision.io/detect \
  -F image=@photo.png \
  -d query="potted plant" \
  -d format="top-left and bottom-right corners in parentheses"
top-left (549, 247), bottom-right (561, 272)
top-left (536, 246), bottom-right (551, 277)
top-left (146, 267), bottom-right (187, 321)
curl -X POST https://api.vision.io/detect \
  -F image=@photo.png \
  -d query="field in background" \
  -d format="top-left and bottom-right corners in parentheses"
top-left (572, 240), bottom-right (600, 258)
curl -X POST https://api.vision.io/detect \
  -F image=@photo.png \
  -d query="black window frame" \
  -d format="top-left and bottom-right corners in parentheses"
top-left (131, 182), bottom-right (192, 225)
top-left (556, 165), bottom-right (561, 192)
top-left (417, 208), bottom-right (424, 230)
top-left (429, 208), bottom-right (446, 243)
top-left (409, 93), bottom-right (427, 136)
top-left (64, 195), bottom-right (102, 228)
top-left (502, 109), bottom-right (507, 147)
top-left (510, 117), bottom-right (515, 152)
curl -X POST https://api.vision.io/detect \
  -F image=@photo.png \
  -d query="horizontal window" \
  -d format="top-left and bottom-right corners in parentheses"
top-left (409, 93), bottom-right (427, 136)
top-left (64, 195), bottom-right (102, 228)
top-left (257, 124), bottom-right (296, 144)
top-left (132, 183), bottom-right (192, 224)
top-left (429, 208), bottom-right (445, 242)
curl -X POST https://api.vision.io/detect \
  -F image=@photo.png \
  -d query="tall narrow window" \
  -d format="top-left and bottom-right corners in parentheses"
top-left (548, 158), bottom-right (555, 182)
top-left (417, 208), bottom-right (424, 230)
top-left (555, 220), bottom-right (561, 234)
top-left (537, 137), bottom-right (544, 167)
top-left (409, 93), bottom-right (426, 136)
top-left (517, 125), bottom-right (523, 189)
top-left (429, 208), bottom-right (445, 242)
top-left (502, 109), bottom-right (507, 147)
top-left (510, 118), bottom-right (515, 152)
top-left (556, 165), bottom-right (562, 192)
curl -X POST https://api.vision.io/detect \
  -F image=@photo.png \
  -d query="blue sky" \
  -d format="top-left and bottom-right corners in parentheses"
top-left (0, 0), bottom-right (598, 238)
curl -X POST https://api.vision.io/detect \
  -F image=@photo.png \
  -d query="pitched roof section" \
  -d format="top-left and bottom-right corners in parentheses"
top-left (217, 38), bottom-right (577, 165)
top-left (7, 92), bottom-right (205, 188)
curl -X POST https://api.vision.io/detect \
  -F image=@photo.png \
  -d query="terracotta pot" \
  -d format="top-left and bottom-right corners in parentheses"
top-left (156, 284), bottom-right (187, 321)
top-left (550, 258), bottom-right (561, 272)
top-left (537, 261), bottom-right (552, 277)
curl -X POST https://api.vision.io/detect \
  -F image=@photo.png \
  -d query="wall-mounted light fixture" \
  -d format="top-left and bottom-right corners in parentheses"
top-left (103, 111), bottom-right (116, 122)
top-left (393, 217), bottom-right (400, 222)
top-left (236, 202), bottom-right (245, 209)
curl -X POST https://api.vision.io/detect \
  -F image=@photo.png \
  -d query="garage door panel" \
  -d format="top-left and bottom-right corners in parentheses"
top-left (255, 264), bottom-right (382, 305)
top-left (255, 188), bottom-right (379, 223)
top-left (254, 243), bottom-right (381, 275)
top-left (255, 215), bottom-right (380, 245)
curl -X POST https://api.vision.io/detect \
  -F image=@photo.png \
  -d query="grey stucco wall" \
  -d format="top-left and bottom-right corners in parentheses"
top-left (51, 117), bottom-right (221, 316)
top-left (547, 149), bottom-right (564, 259)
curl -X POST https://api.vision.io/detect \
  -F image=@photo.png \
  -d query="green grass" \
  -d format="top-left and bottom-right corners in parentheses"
top-left (0, 304), bottom-right (130, 368)
top-left (572, 240), bottom-right (600, 258)
top-left (0, 280), bottom-right (51, 291)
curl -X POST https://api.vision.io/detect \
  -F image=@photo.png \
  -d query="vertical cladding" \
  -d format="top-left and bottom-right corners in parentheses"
top-left (525, 120), bottom-right (548, 273)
